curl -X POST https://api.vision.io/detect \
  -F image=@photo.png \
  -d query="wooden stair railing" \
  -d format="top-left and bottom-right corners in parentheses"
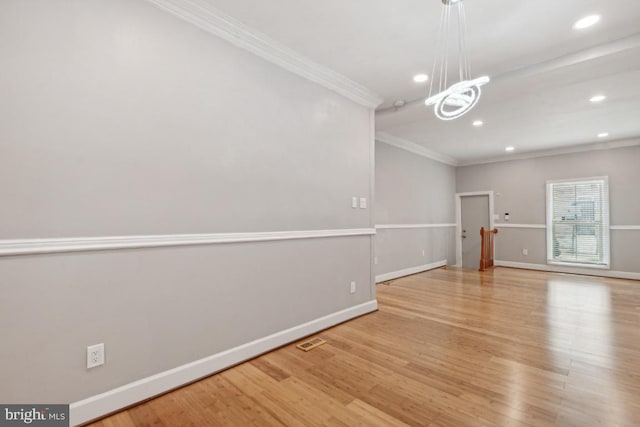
top-left (479, 227), bottom-right (498, 271)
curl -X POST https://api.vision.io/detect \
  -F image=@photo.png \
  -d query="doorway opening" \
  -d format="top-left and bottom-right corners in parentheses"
top-left (455, 191), bottom-right (494, 269)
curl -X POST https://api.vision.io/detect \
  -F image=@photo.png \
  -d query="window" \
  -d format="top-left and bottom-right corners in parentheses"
top-left (546, 177), bottom-right (610, 269)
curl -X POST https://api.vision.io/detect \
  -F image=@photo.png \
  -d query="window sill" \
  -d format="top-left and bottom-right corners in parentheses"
top-left (547, 260), bottom-right (610, 270)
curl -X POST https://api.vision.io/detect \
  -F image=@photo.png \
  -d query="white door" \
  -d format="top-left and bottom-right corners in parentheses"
top-left (461, 195), bottom-right (490, 270)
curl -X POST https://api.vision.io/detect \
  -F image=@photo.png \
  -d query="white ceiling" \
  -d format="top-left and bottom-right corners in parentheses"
top-left (206, 0), bottom-right (640, 164)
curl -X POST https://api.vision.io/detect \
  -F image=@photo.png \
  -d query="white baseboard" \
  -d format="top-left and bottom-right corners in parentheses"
top-left (375, 260), bottom-right (447, 283)
top-left (70, 300), bottom-right (378, 426)
top-left (495, 260), bottom-right (640, 281)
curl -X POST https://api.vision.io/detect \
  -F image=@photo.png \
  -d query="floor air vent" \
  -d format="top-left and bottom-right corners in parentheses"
top-left (296, 337), bottom-right (326, 352)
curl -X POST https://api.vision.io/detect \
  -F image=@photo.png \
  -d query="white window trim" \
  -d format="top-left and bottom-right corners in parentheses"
top-left (545, 176), bottom-right (610, 269)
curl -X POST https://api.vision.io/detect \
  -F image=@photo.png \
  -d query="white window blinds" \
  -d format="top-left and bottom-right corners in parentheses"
top-left (546, 177), bottom-right (610, 268)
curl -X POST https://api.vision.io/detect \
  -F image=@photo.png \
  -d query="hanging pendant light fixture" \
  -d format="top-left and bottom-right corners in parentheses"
top-left (425, 0), bottom-right (489, 121)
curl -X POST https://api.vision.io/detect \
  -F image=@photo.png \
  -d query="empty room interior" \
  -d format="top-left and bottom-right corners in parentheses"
top-left (2, 0), bottom-right (640, 426)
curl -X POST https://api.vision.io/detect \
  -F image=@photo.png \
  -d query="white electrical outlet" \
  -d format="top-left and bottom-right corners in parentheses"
top-left (350, 281), bottom-right (356, 294)
top-left (87, 343), bottom-right (105, 369)
top-left (374, 256), bottom-right (378, 265)
top-left (522, 249), bottom-right (528, 256)
top-left (422, 249), bottom-right (425, 256)
top-left (359, 197), bottom-right (367, 209)
top-left (351, 197), bottom-right (358, 209)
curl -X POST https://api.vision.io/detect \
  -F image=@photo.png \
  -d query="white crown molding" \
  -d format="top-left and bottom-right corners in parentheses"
top-left (458, 138), bottom-right (640, 167)
top-left (375, 260), bottom-right (447, 283)
top-left (144, 0), bottom-right (382, 109)
top-left (376, 224), bottom-right (456, 230)
top-left (0, 228), bottom-right (376, 257)
top-left (70, 300), bottom-right (378, 426)
top-left (495, 261), bottom-right (640, 281)
top-left (375, 132), bottom-right (458, 166)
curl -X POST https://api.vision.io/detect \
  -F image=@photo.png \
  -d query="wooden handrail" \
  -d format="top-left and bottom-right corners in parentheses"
top-left (479, 227), bottom-right (498, 271)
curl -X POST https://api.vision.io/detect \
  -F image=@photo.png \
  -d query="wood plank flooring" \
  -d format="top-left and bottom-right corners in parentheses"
top-left (89, 267), bottom-right (640, 426)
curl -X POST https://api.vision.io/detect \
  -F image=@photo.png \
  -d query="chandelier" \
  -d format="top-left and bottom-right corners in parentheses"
top-left (425, 0), bottom-right (489, 121)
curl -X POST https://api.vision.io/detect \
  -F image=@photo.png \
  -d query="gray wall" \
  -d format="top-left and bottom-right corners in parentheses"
top-left (0, 0), bottom-right (374, 404)
top-left (456, 144), bottom-right (640, 273)
top-left (374, 142), bottom-right (456, 277)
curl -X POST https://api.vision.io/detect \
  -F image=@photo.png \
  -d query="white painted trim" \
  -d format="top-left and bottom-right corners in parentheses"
top-left (375, 260), bottom-right (447, 283)
top-left (375, 132), bottom-right (458, 166)
top-left (458, 138), bottom-right (640, 167)
top-left (546, 175), bottom-right (610, 185)
top-left (547, 260), bottom-right (609, 270)
top-left (455, 192), bottom-right (495, 267)
top-left (0, 229), bottom-right (376, 257)
top-left (491, 34), bottom-right (640, 85)
top-left (456, 191), bottom-right (496, 198)
top-left (376, 224), bottom-right (456, 230)
top-left (369, 109), bottom-right (377, 300)
top-left (495, 260), bottom-right (640, 281)
top-left (376, 34), bottom-right (640, 117)
top-left (69, 300), bottom-right (378, 426)
top-left (494, 224), bottom-right (640, 230)
top-left (495, 224), bottom-right (546, 229)
top-left (143, 0), bottom-right (382, 108)
top-left (546, 176), bottom-right (610, 268)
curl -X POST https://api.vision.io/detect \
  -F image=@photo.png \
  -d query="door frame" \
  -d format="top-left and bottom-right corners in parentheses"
top-left (455, 191), bottom-right (495, 268)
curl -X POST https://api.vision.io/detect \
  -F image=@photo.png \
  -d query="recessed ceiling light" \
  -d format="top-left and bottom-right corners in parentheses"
top-left (473, 120), bottom-right (484, 127)
top-left (573, 14), bottom-right (601, 30)
top-left (590, 95), bottom-right (606, 103)
top-left (413, 73), bottom-right (429, 83)
top-left (505, 146), bottom-right (515, 152)
top-left (598, 132), bottom-right (609, 138)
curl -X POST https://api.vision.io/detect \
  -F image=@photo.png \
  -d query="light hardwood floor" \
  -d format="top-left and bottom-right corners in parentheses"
top-left (89, 267), bottom-right (640, 426)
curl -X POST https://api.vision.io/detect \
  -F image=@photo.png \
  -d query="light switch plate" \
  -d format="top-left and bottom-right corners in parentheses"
top-left (352, 197), bottom-right (358, 209)
top-left (359, 197), bottom-right (367, 209)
